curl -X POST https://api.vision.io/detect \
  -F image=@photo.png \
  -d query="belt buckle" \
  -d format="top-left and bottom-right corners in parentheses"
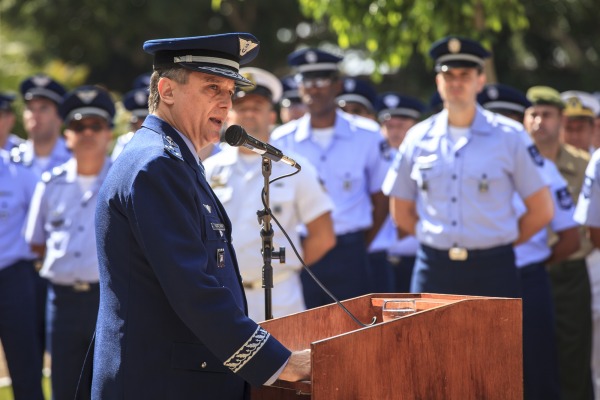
top-left (73, 282), bottom-right (91, 292)
top-left (449, 247), bottom-right (468, 261)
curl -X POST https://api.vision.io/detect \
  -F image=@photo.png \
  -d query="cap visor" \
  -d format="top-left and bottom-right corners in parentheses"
top-left (179, 63), bottom-right (253, 87)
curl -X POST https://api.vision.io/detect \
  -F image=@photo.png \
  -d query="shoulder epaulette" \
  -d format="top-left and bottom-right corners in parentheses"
top-left (41, 166), bottom-right (66, 183)
top-left (163, 135), bottom-right (184, 161)
top-left (9, 145), bottom-right (32, 167)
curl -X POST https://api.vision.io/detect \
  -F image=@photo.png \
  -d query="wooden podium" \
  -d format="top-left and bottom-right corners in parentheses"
top-left (252, 293), bottom-right (522, 400)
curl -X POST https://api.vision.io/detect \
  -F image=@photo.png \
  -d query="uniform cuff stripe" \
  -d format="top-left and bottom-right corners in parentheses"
top-left (224, 326), bottom-right (270, 373)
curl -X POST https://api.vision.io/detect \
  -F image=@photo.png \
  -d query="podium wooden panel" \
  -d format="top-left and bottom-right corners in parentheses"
top-left (252, 293), bottom-right (522, 400)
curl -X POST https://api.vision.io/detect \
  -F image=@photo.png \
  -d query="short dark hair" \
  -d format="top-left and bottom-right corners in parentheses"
top-left (148, 67), bottom-right (190, 113)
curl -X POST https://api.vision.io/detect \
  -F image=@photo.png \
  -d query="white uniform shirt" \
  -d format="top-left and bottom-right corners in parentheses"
top-left (514, 159), bottom-right (577, 267)
top-left (0, 150), bottom-right (38, 270)
top-left (383, 106), bottom-right (547, 250)
top-left (203, 146), bottom-right (333, 282)
top-left (575, 148), bottom-right (600, 227)
top-left (271, 110), bottom-right (390, 235)
top-left (25, 157), bottom-right (111, 284)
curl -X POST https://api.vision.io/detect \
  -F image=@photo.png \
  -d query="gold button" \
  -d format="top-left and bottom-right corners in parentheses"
top-left (201, 362), bottom-right (207, 368)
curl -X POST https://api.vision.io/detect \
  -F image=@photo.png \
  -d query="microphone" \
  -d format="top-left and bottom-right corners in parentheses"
top-left (224, 125), bottom-right (301, 170)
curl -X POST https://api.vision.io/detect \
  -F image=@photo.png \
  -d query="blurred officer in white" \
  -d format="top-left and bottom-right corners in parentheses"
top-left (111, 74), bottom-right (151, 161)
top-left (272, 48), bottom-right (390, 308)
top-left (25, 85), bottom-right (114, 400)
top-left (479, 83), bottom-right (577, 399)
top-left (560, 91), bottom-right (600, 154)
top-left (575, 150), bottom-right (600, 400)
top-left (374, 93), bottom-right (425, 292)
top-left (0, 148), bottom-right (44, 399)
top-left (0, 93), bottom-right (25, 151)
top-left (383, 36), bottom-right (552, 298)
top-left (15, 74), bottom-right (70, 176)
top-left (204, 67), bottom-right (335, 321)
top-left (525, 86), bottom-right (594, 400)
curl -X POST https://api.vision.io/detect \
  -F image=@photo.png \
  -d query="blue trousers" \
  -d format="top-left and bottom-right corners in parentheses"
top-left (0, 260), bottom-right (44, 400)
top-left (367, 250), bottom-right (395, 293)
top-left (301, 231), bottom-right (371, 308)
top-left (411, 244), bottom-right (521, 298)
top-left (518, 262), bottom-right (561, 400)
top-left (389, 255), bottom-right (416, 293)
top-left (47, 283), bottom-right (99, 400)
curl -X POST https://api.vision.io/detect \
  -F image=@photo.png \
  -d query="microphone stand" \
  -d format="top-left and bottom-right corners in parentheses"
top-left (258, 157), bottom-right (285, 320)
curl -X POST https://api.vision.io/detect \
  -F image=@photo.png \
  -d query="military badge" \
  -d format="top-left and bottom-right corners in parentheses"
top-left (555, 187), bottom-right (574, 209)
top-left (527, 145), bottom-right (544, 167)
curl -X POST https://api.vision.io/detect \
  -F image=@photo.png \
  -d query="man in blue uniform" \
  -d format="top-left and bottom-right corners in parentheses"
top-left (271, 48), bottom-right (390, 307)
top-left (374, 93), bottom-right (426, 293)
top-left (336, 77), bottom-right (378, 121)
top-left (26, 85), bottom-right (115, 400)
top-left (91, 33), bottom-right (308, 400)
top-left (383, 36), bottom-right (553, 298)
top-left (0, 149), bottom-right (43, 399)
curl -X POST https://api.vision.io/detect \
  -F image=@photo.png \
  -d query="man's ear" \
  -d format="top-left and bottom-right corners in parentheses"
top-left (158, 77), bottom-right (175, 105)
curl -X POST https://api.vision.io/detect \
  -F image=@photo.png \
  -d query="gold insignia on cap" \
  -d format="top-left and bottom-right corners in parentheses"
top-left (239, 38), bottom-right (258, 57)
top-left (564, 96), bottom-right (595, 118)
top-left (76, 90), bottom-right (98, 104)
top-left (448, 38), bottom-right (461, 54)
top-left (31, 75), bottom-right (51, 87)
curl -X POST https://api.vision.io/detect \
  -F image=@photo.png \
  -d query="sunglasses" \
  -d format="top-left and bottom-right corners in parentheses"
top-left (300, 78), bottom-right (333, 89)
top-left (69, 122), bottom-right (107, 133)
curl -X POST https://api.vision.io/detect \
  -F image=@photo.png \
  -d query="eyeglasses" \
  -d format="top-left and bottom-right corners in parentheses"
top-left (69, 122), bottom-right (107, 133)
top-left (300, 78), bottom-right (333, 89)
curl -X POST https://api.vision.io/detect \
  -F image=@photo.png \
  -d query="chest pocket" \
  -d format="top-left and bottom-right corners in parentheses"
top-left (463, 168), bottom-right (509, 198)
top-left (44, 213), bottom-right (71, 257)
top-left (270, 183), bottom-right (294, 217)
top-left (0, 191), bottom-right (22, 221)
top-left (410, 161), bottom-right (445, 201)
top-left (332, 169), bottom-right (364, 200)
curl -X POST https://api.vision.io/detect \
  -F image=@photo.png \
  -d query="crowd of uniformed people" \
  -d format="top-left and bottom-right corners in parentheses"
top-left (1, 34), bottom-right (600, 400)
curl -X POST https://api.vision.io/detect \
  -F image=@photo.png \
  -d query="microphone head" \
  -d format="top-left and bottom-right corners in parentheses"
top-left (224, 125), bottom-right (246, 147)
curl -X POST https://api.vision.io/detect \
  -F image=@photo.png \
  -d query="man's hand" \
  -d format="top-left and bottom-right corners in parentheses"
top-left (278, 349), bottom-right (311, 382)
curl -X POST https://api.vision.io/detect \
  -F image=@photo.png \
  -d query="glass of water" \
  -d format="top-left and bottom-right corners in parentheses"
top-left (382, 299), bottom-right (417, 322)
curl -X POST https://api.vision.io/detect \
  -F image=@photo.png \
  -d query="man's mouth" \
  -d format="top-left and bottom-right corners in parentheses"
top-left (209, 117), bottom-right (223, 126)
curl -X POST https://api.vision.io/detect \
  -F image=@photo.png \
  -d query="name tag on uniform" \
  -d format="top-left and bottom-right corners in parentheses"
top-left (217, 248), bottom-right (225, 268)
top-left (211, 222), bottom-right (225, 237)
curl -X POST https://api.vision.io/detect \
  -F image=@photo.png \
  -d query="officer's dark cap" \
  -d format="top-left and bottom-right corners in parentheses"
top-left (287, 48), bottom-right (342, 79)
top-left (336, 78), bottom-right (378, 112)
top-left (0, 92), bottom-right (16, 112)
top-left (477, 84), bottom-right (531, 115)
top-left (19, 74), bottom-right (67, 105)
top-left (376, 92), bottom-right (426, 122)
top-left (59, 85), bottom-right (116, 126)
top-left (429, 36), bottom-right (491, 72)
top-left (143, 33), bottom-right (260, 87)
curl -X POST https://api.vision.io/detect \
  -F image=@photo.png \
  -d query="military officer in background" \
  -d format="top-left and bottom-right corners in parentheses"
top-left (15, 74), bottom-right (70, 176)
top-left (383, 36), bottom-right (552, 299)
top-left (25, 85), bottom-right (115, 400)
top-left (524, 86), bottom-right (593, 400)
top-left (0, 148), bottom-right (43, 399)
top-left (16, 73), bottom-right (70, 375)
top-left (204, 67), bottom-right (335, 321)
top-left (0, 93), bottom-right (25, 150)
top-left (271, 48), bottom-right (390, 308)
top-left (335, 77), bottom-right (378, 121)
top-left (479, 83), bottom-right (577, 399)
top-left (89, 34), bottom-right (309, 400)
top-left (374, 92), bottom-right (426, 293)
top-left (574, 147), bottom-right (600, 399)
top-left (560, 90), bottom-right (600, 154)
top-left (278, 75), bottom-right (307, 124)
top-left (111, 80), bottom-right (150, 161)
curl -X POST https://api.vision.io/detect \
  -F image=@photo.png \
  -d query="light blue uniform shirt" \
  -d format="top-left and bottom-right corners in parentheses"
top-left (25, 157), bottom-right (111, 284)
top-left (12, 137), bottom-right (71, 177)
top-left (575, 148), bottom-right (600, 227)
top-left (382, 106), bottom-right (547, 250)
top-left (271, 109), bottom-right (390, 235)
top-left (514, 159), bottom-right (577, 267)
top-left (0, 150), bottom-right (38, 270)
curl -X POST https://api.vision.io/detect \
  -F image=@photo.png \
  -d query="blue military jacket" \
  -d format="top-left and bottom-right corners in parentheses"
top-left (92, 115), bottom-right (290, 400)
